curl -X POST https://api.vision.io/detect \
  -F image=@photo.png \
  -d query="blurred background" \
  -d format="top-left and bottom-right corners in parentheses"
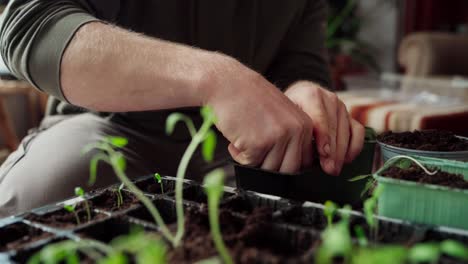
top-left (0, 0), bottom-right (467, 163)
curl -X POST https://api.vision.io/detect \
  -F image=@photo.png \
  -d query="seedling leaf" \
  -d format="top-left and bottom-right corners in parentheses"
top-left (63, 205), bottom-right (75, 212)
top-left (165, 113), bottom-right (196, 137)
top-left (106, 137), bottom-right (128, 148)
top-left (440, 240), bottom-right (468, 261)
top-left (324, 200), bottom-right (338, 227)
top-left (202, 129), bottom-right (217, 162)
top-left (75, 187), bottom-right (85, 197)
top-left (407, 243), bottom-right (440, 264)
top-left (112, 153), bottom-right (127, 172)
top-left (200, 106), bottom-right (217, 123)
top-left (349, 174), bottom-right (372, 182)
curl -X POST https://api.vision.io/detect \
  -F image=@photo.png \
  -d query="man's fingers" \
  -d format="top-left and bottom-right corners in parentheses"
top-left (333, 103), bottom-right (351, 175)
top-left (261, 137), bottom-right (289, 172)
top-left (321, 91), bottom-right (338, 173)
top-left (345, 119), bottom-right (365, 163)
top-left (228, 143), bottom-right (264, 167)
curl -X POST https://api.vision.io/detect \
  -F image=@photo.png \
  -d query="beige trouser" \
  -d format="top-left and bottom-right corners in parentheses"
top-left (0, 113), bottom-right (231, 218)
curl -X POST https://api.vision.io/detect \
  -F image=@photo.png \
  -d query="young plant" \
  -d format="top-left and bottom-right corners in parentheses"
top-left (154, 173), bottom-right (164, 194)
top-left (63, 204), bottom-right (80, 225)
top-left (166, 106), bottom-right (217, 246)
top-left (203, 169), bottom-right (234, 264)
top-left (75, 187), bottom-right (91, 223)
top-left (114, 183), bottom-right (124, 208)
top-left (316, 204), bottom-right (353, 264)
top-left (83, 136), bottom-right (176, 245)
top-left (363, 185), bottom-right (383, 241)
top-left (324, 200), bottom-right (338, 227)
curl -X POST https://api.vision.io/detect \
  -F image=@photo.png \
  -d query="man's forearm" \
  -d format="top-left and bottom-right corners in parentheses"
top-left (61, 22), bottom-right (225, 112)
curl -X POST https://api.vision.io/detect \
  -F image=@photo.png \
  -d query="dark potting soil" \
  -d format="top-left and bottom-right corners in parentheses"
top-left (91, 189), bottom-right (139, 211)
top-left (135, 178), bottom-right (175, 195)
top-left (275, 206), bottom-right (328, 230)
top-left (382, 163), bottom-right (468, 190)
top-left (25, 202), bottom-right (107, 229)
top-left (169, 207), bottom-right (317, 264)
top-left (0, 223), bottom-right (52, 252)
top-left (378, 130), bottom-right (468, 151)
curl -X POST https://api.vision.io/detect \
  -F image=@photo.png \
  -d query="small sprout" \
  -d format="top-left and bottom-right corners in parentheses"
top-left (115, 184), bottom-right (124, 208)
top-left (63, 204), bottom-right (80, 225)
top-left (354, 226), bottom-right (368, 247)
top-left (84, 136), bottom-right (176, 245)
top-left (154, 173), bottom-right (164, 194)
top-left (387, 155), bottom-right (438, 176)
top-left (75, 187), bottom-right (91, 223)
top-left (324, 200), bottom-right (338, 227)
top-left (203, 169), bottom-right (234, 264)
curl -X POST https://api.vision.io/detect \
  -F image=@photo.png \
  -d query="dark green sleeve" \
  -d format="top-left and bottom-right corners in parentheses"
top-left (0, 0), bottom-right (101, 101)
top-left (266, 0), bottom-right (331, 90)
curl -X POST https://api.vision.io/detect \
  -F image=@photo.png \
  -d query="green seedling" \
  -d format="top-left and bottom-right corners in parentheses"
top-left (28, 239), bottom-right (114, 264)
top-left (324, 200), bottom-right (338, 227)
top-left (154, 173), bottom-right (164, 194)
top-left (166, 106), bottom-right (217, 247)
top-left (63, 204), bottom-right (80, 225)
top-left (354, 226), bottom-right (368, 247)
top-left (114, 183), bottom-right (124, 208)
top-left (316, 203), bottom-right (353, 264)
top-left (75, 187), bottom-right (91, 223)
top-left (83, 136), bottom-right (176, 246)
top-left (203, 169), bottom-right (234, 264)
top-left (363, 185), bottom-right (383, 241)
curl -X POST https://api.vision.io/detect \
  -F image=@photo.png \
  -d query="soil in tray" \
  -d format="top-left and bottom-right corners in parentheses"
top-left (135, 178), bottom-right (175, 195)
top-left (378, 130), bottom-right (468, 151)
top-left (91, 189), bottom-right (139, 212)
top-left (25, 202), bottom-right (107, 229)
top-left (169, 207), bottom-right (317, 263)
top-left (382, 163), bottom-right (468, 190)
top-left (0, 222), bottom-right (52, 252)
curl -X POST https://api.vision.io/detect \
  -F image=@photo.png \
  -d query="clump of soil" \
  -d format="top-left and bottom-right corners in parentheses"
top-left (169, 207), bottom-right (317, 263)
top-left (91, 189), bottom-right (139, 211)
top-left (378, 130), bottom-right (468, 151)
top-left (382, 163), bottom-right (468, 190)
top-left (26, 202), bottom-right (107, 229)
top-left (0, 223), bottom-right (52, 252)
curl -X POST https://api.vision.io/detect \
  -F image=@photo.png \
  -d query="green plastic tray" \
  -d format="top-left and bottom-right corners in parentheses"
top-left (374, 156), bottom-right (468, 230)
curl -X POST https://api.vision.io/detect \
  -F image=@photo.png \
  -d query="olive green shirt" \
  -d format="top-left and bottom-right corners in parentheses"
top-left (0, 0), bottom-right (330, 128)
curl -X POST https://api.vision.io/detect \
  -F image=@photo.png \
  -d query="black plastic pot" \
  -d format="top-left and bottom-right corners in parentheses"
top-left (235, 141), bottom-right (376, 206)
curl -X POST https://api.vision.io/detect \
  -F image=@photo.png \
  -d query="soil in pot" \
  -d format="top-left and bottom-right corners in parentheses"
top-left (135, 178), bottom-right (175, 195)
top-left (381, 163), bottom-right (468, 189)
top-left (91, 189), bottom-right (139, 212)
top-left (0, 222), bottom-right (52, 252)
top-left (378, 130), bottom-right (468, 151)
top-left (25, 202), bottom-right (107, 229)
top-left (169, 207), bottom-right (317, 264)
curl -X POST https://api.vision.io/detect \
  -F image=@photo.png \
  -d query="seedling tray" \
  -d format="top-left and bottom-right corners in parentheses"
top-left (374, 156), bottom-right (468, 230)
top-left (235, 141), bottom-right (376, 206)
top-left (1, 174), bottom-right (468, 263)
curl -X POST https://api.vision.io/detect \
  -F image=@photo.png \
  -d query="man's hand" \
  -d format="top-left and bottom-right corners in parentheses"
top-left (204, 56), bottom-right (315, 174)
top-left (284, 81), bottom-right (365, 175)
